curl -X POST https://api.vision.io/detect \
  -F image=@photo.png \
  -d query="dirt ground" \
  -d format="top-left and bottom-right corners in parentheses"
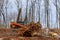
top-left (0, 37), bottom-right (59, 40)
top-left (0, 28), bottom-right (60, 40)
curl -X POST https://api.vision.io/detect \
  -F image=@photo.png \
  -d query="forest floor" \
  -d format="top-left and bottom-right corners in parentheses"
top-left (0, 37), bottom-right (59, 40)
top-left (0, 28), bottom-right (60, 40)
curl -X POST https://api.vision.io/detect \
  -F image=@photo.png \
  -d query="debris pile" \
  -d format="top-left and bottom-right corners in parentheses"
top-left (16, 22), bottom-right (42, 37)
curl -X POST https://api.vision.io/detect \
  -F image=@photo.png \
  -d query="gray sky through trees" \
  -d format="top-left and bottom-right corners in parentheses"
top-left (0, 0), bottom-right (60, 28)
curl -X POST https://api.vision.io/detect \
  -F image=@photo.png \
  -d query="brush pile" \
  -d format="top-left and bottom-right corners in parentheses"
top-left (16, 22), bottom-right (42, 37)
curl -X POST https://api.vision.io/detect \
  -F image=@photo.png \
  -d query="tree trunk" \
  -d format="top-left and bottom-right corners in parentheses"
top-left (45, 0), bottom-right (49, 28)
top-left (56, 0), bottom-right (59, 29)
top-left (38, 0), bottom-right (40, 22)
top-left (24, 0), bottom-right (28, 24)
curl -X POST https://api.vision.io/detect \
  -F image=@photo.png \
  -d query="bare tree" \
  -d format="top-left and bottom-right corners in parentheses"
top-left (31, 0), bottom-right (36, 22)
top-left (0, 0), bottom-right (4, 27)
top-left (38, 0), bottom-right (40, 22)
top-left (15, 0), bottom-right (20, 10)
top-left (15, 0), bottom-right (23, 21)
top-left (29, 4), bottom-right (31, 23)
top-left (57, 0), bottom-right (60, 28)
top-left (53, 0), bottom-right (59, 28)
top-left (5, 0), bottom-right (9, 28)
top-left (29, 0), bottom-right (33, 23)
top-left (44, 0), bottom-right (49, 28)
top-left (53, 0), bottom-right (58, 28)
top-left (24, 0), bottom-right (29, 24)
top-left (44, 0), bottom-right (50, 36)
top-left (58, 0), bottom-right (60, 28)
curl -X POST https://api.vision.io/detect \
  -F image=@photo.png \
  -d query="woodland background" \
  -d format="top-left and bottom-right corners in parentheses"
top-left (0, 0), bottom-right (60, 29)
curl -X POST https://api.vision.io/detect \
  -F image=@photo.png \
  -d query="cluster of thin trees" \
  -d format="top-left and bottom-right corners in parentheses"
top-left (0, 0), bottom-right (60, 28)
